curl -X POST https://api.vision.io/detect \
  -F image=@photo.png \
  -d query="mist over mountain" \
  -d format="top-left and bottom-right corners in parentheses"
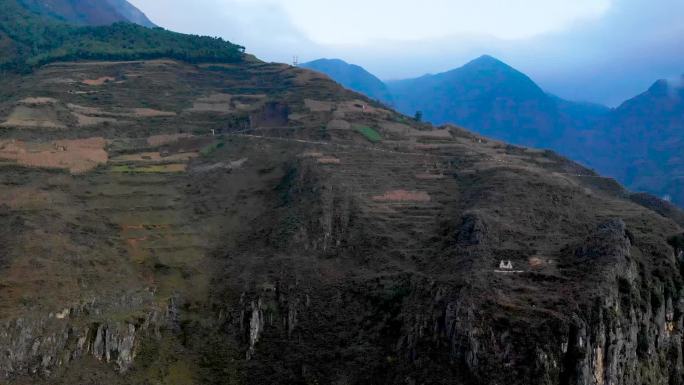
top-left (301, 58), bottom-right (393, 104)
top-left (387, 55), bottom-right (567, 147)
top-left (18, 0), bottom-right (155, 27)
top-left (603, 77), bottom-right (684, 204)
top-left (305, 55), bottom-right (684, 206)
top-left (126, 0), bottom-right (684, 107)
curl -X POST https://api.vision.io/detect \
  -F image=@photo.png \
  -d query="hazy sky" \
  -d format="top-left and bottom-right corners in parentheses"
top-left (130, 0), bottom-right (683, 106)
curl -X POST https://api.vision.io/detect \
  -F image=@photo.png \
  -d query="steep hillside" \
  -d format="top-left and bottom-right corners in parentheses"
top-left (0, 0), bottom-right (243, 72)
top-left (18, 0), bottom-right (155, 27)
top-left (0, 10), bottom-right (682, 385)
top-left (301, 58), bottom-right (393, 104)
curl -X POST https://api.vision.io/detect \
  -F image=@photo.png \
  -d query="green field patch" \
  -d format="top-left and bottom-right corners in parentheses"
top-left (110, 164), bottom-right (186, 173)
top-left (355, 126), bottom-right (382, 143)
top-left (200, 141), bottom-right (226, 157)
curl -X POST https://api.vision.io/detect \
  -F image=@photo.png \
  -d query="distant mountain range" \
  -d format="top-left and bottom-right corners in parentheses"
top-left (301, 59), bottom-right (393, 104)
top-left (302, 56), bottom-right (684, 207)
top-left (601, 78), bottom-right (684, 204)
top-left (18, 0), bottom-right (155, 27)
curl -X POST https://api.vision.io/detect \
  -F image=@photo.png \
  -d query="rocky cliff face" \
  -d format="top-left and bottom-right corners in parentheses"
top-left (0, 292), bottom-right (174, 379)
top-left (205, 149), bottom-right (683, 385)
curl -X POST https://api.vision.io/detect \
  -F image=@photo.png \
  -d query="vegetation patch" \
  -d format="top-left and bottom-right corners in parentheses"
top-left (0, 104), bottom-right (65, 128)
top-left (188, 94), bottom-right (233, 113)
top-left (355, 126), bottom-right (382, 143)
top-left (110, 164), bottom-right (186, 173)
top-left (0, 0), bottom-right (244, 72)
top-left (0, 137), bottom-right (107, 173)
top-left (0, 187), bottom-right (52, 209)
top-left (67, 103), bottom-right (176, 120)
top-left (111, 152), bottom-right (198, 163)
top-left (200, 141), bottom-right (225, 157)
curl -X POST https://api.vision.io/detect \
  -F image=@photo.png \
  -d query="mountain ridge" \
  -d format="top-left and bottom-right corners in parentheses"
top-left (18, 0), bottom-right (156, 27)
top-left (301, 58), bottom-right (393, 104)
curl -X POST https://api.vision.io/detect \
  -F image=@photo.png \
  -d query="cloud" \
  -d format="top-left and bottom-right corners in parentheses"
top-left (275, 0), bottom-right (612, 44)
top-left (129, 0), bottom-right (683, 105)
top-left (129, 0), bottom-right (319, 61)
top-left (322, 0), bottom-right (684, 105)
top-left (130, 0), bottom-right (611, 55)
top-left (513, 0), bottom-right (684, 104)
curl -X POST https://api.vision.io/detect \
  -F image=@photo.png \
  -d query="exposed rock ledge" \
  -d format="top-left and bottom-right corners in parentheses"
top-left (0, 291), bottom-right (174, 379)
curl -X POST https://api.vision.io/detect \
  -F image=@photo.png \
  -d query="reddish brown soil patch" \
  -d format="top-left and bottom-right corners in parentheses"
top-left (372, 190), bottom-right (431, 202)
top-left (317, 157), bottom-right (341, 165)
top-left (132, 108), bottom-right (176, 118)
top-left (299, 152), bottom-right (324, 158)
top-left (0, 137), bottom-right (107, 174)
top-left (304, 99), bottom-right (334, 112)
top-left (82, 77), bottom-right (116, 86)
top-left (19, 97), bottom-right (58, 105)
top-left (528, 257), bottom-right (546, 269)
top-left (147, 134), bottom-right (192, 147)
top-left (189, 93), bottom-right (232, 113)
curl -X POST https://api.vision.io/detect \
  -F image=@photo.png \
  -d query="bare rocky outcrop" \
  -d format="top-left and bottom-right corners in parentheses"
top-left (389, 220), bottom-right (684, 385)
top-left (456, 212), bottom-right (488, 246)
top-left (0, 293), bottom-right (172, 380)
